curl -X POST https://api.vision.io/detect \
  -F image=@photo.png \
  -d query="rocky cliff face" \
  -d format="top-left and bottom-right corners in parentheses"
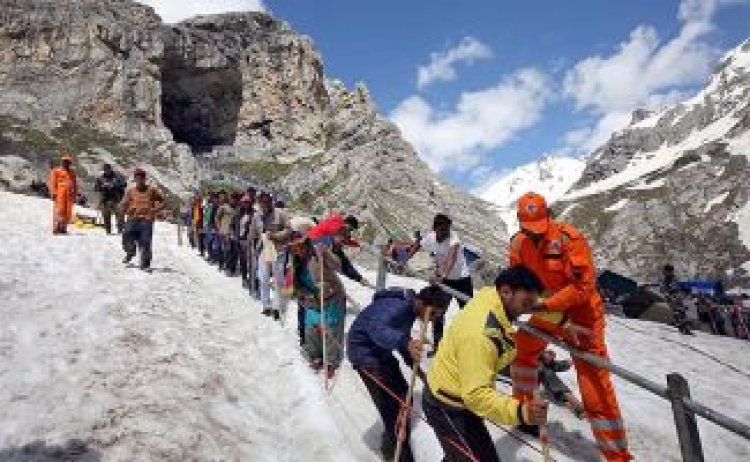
top-left (0, 0), bottom-right (168, 141)
top-left (0, 0), bottom-right (508, 261)
top-left (556, 39), bottom-right (750, 286)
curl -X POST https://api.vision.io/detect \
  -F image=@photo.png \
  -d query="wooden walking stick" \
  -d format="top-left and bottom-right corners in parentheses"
top-left (533, 389), bottom-right (553, 462)
top-left (317, 245), bottom-right (330, 389)
top-left (394, 306), bottom-right (432, 462)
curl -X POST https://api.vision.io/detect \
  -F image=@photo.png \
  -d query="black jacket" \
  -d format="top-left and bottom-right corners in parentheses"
top-left (95, 172), bottom-right (126, 203)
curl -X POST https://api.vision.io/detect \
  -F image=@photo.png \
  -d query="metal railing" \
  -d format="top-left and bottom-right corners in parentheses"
top-left (371, 244), bottom-right (750, 462)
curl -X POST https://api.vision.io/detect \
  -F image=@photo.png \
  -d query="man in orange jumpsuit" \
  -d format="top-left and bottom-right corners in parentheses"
top-left (509, 192), bottom-right (632, 461)
top-left (48, 151), bottom-right (78, 234)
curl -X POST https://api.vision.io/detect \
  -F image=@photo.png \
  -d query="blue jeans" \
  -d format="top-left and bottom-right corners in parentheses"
top-left (123, 219), bottom-right (154, 268)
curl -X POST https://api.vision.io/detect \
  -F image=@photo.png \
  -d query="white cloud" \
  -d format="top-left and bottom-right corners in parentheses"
top-left (561, 0), bottom-right (747, 152)
top-left (417, 37), bottom-right (493, 89)
top-left (139, 0), bottom-right (265, 24)
top-left (391, 68), bottom-right (550, 172)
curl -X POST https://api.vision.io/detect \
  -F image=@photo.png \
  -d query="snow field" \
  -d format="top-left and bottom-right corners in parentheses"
top-left (1, 191), bottom-right (749, 461)
top-left (0, 191), bottom-right (356, 461)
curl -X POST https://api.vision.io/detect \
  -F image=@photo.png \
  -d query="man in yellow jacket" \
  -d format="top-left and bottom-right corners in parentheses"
top-left (423, 265), bottom-right (549, 462)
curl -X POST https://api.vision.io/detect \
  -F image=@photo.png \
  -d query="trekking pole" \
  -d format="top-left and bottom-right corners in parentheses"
top-left (394, 306), bottom-right (432, 462)
top-left (533, 389), bottom-right (552, 462)
top-left (317, 245), bottom-right (330, 390)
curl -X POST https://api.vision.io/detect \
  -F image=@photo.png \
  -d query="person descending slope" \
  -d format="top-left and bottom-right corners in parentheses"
top-left (422, 266), bottom-right (549, 462)
top-left (347, 285), bottom-right (451, 462)
top-left (509, 192), bottom-right (632, 461)
top-left (48, 150), bottom-right (78, 234)
top-left (119, 168), bottom-right (164, 270)
top-left (95, 163), bottom-right (126, 234)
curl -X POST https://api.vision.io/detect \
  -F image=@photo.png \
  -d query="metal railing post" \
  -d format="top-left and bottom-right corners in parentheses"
top-left (667, 373), bottom-right (705, 462)
top-left (375, 246), bottom-right (387, 291)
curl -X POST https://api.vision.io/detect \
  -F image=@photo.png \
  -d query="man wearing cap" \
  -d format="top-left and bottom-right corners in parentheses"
top-left (95, 163), bottom-right (126, 234)
top-left (509, 192), bottom-right (631, 461)
top-left (119, 168), bottom-right (165, 270)
top-left (48, 151), bottom-right (78, 234)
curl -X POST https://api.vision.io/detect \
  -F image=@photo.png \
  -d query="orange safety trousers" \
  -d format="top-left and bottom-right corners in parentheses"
top-left (511, 316), bottom-right (632, 461)
top-left (52, 184), bottom-right (74, 232)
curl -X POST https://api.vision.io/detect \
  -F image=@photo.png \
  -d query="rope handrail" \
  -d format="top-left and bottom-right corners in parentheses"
top-left (364, 246), bottom-right (750, 443)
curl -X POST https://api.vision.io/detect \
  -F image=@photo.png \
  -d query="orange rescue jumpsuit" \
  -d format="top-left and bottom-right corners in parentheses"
top-left (49, 167), bottom-right (77, 233)
top-left (510, 221), bottom-right (632, 461)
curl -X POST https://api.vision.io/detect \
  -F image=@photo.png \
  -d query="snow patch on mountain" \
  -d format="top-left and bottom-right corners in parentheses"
top-left (566, 113), bottom-right (738, 200)
top-left (605, 198), bottom-right (629, 212)
top-left (476, 155), bottom-right (585, 233)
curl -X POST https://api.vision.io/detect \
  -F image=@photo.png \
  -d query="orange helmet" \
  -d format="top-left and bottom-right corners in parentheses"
top-left (517, 192), bottom-right (550, 234)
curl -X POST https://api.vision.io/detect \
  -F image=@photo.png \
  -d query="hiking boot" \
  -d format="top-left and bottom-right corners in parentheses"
top-left (515, 423), bottom-right (540, 438)
top-left (122, 252), bottom-right (136, 264)
top-left (272, 310), bottom-right (280, 321)
top-left (262, 308), bottom-right (272, 317)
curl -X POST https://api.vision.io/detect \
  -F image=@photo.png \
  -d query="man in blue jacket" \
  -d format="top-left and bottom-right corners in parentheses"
top-left (347, 285), bottom-right (452, 462)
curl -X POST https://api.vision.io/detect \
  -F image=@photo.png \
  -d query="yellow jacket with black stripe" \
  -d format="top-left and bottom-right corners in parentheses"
top-left (427, 287), bottom-right (521, 425)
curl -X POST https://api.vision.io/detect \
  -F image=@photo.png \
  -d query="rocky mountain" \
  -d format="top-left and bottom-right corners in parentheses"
top-left (478, 155), bottom-right (585, 234)
top-left (0, 0), bottom-right (508, 262)
top-left (555, 39), bottom-right (750, 286)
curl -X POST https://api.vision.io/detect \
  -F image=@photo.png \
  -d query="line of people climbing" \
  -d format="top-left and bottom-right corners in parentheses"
top-left (182, 184), bottom-right (632, 461)
top-left (48, 150), bottom-right (632, 461)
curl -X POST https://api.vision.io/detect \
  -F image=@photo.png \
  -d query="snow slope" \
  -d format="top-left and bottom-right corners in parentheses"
top-left (1, 191), bottom-right (749, 461)
top-left (0, 191), bottom-right (360, 461)
top-left (338, 268), bottom-right (750, 462)
top-left (476, 155), bottom-right (585, 233)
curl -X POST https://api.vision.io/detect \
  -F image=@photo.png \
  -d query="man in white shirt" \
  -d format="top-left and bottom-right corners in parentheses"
top-left (403, 213), bottom-right (474, 353)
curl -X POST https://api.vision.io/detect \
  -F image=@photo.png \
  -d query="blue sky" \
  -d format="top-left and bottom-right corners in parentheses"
top-left (146, 0), bottom-right (750, 190)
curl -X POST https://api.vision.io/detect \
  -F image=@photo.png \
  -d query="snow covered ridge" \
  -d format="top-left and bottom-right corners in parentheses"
top-left (549, 37), bottom-right (750, 285)
top-left (2, 190), bottom-right (750, 461)
top-left (476, 155), bottom-right (585, 233)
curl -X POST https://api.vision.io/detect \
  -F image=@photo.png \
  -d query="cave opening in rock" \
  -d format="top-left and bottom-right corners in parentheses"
top-left (161, 63), bottom-right (242, 153)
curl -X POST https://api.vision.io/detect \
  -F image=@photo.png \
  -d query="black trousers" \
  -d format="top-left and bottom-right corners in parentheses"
top-left (238, 243), bottom-right (248, 281)
top-left (422, 387), bottom-right (499, 462)
top-left (434, 276), bottom-right (474, 348)
top-left (356, 357), bottom-right (414, 462)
